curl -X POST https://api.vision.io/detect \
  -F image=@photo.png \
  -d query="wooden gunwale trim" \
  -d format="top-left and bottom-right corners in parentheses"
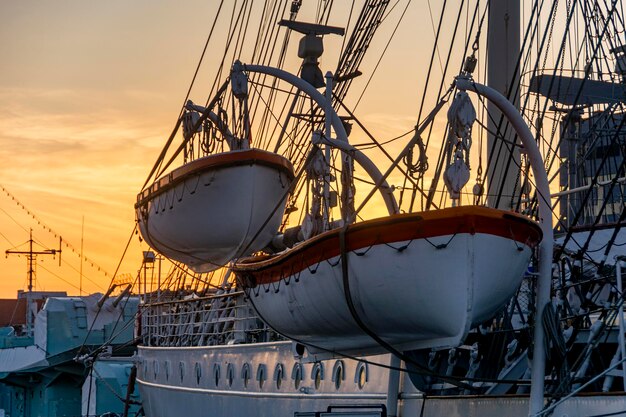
top-left (233, 206), bottom-right (542, 287)
top-left (136, 149), bottom-right (294, 207)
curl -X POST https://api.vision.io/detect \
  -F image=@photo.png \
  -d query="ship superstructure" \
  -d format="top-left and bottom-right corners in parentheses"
top-left (0, 291), bottom-right (141, 417)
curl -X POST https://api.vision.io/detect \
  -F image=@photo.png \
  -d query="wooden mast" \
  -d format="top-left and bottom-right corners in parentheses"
top-left (487, 0), bottom-right (521, 209)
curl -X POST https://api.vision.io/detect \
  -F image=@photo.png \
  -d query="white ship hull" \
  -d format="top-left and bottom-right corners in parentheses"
top-left (136, 342), bottom-right (391, 417)
top-left (137, 343), bottom-right (626, 417)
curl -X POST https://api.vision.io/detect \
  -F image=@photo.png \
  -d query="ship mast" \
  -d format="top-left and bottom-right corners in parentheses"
top-left (487, 0), bottom-right (521, 209)
top-left (486, 2), bottom-right (552, 414)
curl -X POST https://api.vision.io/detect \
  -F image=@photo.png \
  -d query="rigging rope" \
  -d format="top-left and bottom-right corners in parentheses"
top-left (142, 1), bottom-right (225, 189)
top-left (76, 223), bottom-right (137, 358)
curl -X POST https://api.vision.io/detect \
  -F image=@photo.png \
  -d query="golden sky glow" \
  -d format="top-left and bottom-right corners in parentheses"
top-left (0, 0), bottom-right (499, 298)
top-left (0, 1), bottom-right (217, 297)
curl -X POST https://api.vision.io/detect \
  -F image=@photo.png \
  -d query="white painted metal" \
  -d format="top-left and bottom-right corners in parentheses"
top-left (551, 176), bottom-right (626, 198)
top-left (184, 101), bottom-right (240, 150)
top-left (82, 373), bottom-right (97, 417)
top-left (454, 78), bottom-right (554, 417)
top-left (249, 232), bottom-right (533, 356)
top-left (386, 355), bottom-right (401, 417)
top-left (136, 343), bottom-right (626, 417)
top-left (136, 342), bottom-right (391, 417)
top-left (538, 353), bottom-right (626, 416)
top-left (137, 156), bottom-right (291, 273)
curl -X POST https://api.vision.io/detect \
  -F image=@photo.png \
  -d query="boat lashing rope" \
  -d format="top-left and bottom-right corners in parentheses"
top-left (336, 224), bottom-right (477, 389)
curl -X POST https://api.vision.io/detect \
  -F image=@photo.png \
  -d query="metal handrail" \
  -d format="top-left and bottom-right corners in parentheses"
top-left (140, 292), bottom-right (280, 347)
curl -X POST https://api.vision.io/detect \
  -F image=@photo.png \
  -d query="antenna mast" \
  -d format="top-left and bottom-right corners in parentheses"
top-left (5, 229), bottom-right (62, 334)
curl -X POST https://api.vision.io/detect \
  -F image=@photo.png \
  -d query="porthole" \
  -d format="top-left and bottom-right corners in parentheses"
top-left (241, 363), bottom-right (251, 388)
top-left (314, 368), bottom-right (322, 389)
top-left (143, 360), bottom-right (149, 377)
top-left (256, 364), bottom-right (267, 389)
top-left (291, 363), bottom-right (303, 390)
top-left (274, 363), bottom-right (284, 390)
top-left (179, 361), bottom-right (186, 382)
top-left (213, 364), bottom-right (221, 387)
top-left (227, 364), bottom-right (235, 387)
top-left (311, 362), bottom-right (324, 390)
top-left (355, 361), bottom-right (368, 389)
top-left (335, 366), bottom-right (343, 389)
top-left (332, 360), bottom-right (345, 390)
top-left (164, 361), bottom-right (171, 380)
top-left (194, 362), bottom-right (202, 385)
top-left (153, 360), bottom-right (159, 379)
top-left (358, 367), bottom-right (366, 388)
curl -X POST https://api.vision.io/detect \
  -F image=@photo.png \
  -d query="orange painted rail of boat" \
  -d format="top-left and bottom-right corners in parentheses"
top-left (233, 206), bottom-right (542, 287)
top-left (136, 149), bottom-right (295, 207)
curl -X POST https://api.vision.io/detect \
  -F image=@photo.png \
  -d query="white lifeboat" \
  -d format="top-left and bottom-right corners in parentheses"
top-left (233, 206), bottom-right (542, 356)
top-left (136, 149), bottom-right (294, 272)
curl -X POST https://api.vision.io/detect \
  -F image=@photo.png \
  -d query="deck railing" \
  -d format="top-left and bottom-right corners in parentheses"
top-left (139, 290), bottom-right (282, 347)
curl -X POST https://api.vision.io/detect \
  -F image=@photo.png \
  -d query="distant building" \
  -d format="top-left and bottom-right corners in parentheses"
top-left (0, 291), bottom-right (67, 331)
top-left (0, 298), bottom-right (26, 327)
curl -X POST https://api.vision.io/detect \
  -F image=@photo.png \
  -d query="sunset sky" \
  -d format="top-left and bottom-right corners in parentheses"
top-left (0, 0), bottom-right (493, 298)
top-left (0, 1), bottom-right (224, 296)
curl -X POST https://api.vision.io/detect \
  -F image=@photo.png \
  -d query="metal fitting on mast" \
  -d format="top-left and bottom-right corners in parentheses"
top-left (278, 20), bottom-right (345, 88)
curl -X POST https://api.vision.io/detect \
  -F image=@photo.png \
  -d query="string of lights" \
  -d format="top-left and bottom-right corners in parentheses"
top-left (0, 184), bottom-right (112, 278)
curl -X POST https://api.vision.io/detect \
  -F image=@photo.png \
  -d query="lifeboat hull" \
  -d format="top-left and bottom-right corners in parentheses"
top-left (136, 149), bottom-right (294, 272)
top-left (234, 206), bottom-right (542, 356)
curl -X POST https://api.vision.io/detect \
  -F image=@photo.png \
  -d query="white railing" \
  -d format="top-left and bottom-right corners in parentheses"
top-left (140, 290), bottom-right (282, 347)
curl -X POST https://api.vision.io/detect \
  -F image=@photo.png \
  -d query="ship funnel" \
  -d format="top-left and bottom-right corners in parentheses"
top-left (278, 20), bottom-right (344, 88)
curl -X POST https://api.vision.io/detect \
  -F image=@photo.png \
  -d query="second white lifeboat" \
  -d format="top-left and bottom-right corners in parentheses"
top-left (233, 206), bottom-right (542, 356)
top-left (136, 149), bottom-right (294, 273)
